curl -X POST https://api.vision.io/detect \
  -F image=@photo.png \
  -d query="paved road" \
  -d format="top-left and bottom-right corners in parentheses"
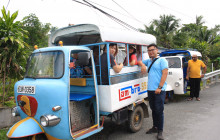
top-left (87, 82), bottom-right (220, 140)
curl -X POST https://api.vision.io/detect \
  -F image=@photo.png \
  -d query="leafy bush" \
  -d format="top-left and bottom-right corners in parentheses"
top-left (4, 100), bottom-right (16, 108)
top-left (0, 128), bottom-right (8, 140)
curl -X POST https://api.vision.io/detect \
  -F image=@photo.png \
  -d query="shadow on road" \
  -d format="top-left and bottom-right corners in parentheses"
top-left (86, 118), bottom-right (130, 140)
top-left (171, 94), bottom-right (189, 103)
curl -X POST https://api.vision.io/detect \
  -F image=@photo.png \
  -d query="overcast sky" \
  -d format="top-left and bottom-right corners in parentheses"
top-left (1, 0), bottom-right (219, 30)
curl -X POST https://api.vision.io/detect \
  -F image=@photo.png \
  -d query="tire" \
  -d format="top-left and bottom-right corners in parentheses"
top-left (33, 134), bottom-right (47, 140)
top-left (9, 134), bottom-right (47, 140)
top-left (8, 136), bottom-right (32, 140)
top-left (165, 91), bottom-right (171, 104)
top-left (128, 105), bottom-right (144, 133)
top-left (164, 92), bottom-right (169, 104)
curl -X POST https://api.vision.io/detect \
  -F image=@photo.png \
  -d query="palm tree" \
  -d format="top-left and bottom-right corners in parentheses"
top-left (195, 15), bottom-right (205, 26)
top-left (142, 14), bottom-right (180, 49)
top-left (0, 6), bottom-right (29, 105)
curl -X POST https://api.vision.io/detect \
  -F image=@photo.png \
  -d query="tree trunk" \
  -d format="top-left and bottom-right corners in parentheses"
top-left (2, 69), bottom-right (6, 105)
top-left (6, 78), bottom-right (12, 98)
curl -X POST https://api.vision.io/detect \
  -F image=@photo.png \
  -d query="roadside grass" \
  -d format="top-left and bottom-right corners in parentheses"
top-left (0, 128), bottom-right (8, 140)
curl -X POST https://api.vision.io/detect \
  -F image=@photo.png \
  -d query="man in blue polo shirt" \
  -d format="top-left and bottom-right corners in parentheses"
top-left (138, 44), bottom-right (168, 140)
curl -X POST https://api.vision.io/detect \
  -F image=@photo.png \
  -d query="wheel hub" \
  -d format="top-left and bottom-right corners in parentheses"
top-left (135, 114), bottom-right (139, 122)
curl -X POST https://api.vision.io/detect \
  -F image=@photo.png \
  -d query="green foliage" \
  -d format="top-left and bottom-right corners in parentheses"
top-left (0, 7), bottom-right (58, 106)
top-left (22, 13), bottom-right (51, 49)
top-left (186, 38), bottom-right (210, 62)
top-left (4, 100), bottom-right (16, 107)
top-left (50, 26), bottom-right (58, 33)
top-left (0, 128), bottom-right (8, 140)
top-left (0, 6), bottom-right (29, 104)
top-left (142, 14), bottom-right (220, 70)
top-left (209, 42), bottom-right (220, 69)
top-left (172, 30), bottom-right (188, 48)
top-left (142, 14), bottom-right (180, 49)
top-left (0, 6), bottom-right (29, 78)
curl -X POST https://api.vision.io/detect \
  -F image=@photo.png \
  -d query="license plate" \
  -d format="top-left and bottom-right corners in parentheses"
top-left (17, 86), bottom-right (35, 94)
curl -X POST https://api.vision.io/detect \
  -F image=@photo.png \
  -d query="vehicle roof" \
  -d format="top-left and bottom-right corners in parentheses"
top-left (160, 50), bottom-right (202, 57)
top-left (49, 24), bottom-right (156, 46)
top-left (162, 55), bottom-right (184, 58)
top-left (188, 50), bottom-right (202, 56)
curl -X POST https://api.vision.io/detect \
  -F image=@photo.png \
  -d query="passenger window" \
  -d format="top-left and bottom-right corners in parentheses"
top-left (136, 45), bottom-right (142, 61)
top-left (142, 46), bottom-right (149, 60)
top-left (115, 43), bottom-right (127, 66)
top-left (127, 45), bottom-right (138, 66)
top-left (70, 50), bottom-right (90, 78)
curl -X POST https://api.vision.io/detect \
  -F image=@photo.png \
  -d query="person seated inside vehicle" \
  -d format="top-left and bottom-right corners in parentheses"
top-left (100, 43), bottom-right (123, 85)
top-left (70, 52), bottom-right (89, 78)
top-left (84, 46), bottom-right (100, 76)
top-left (123, 45), bottom-right (138, 66)
top-left (70, 52), bottom-right (78, 68)
top-left (129, 45), bottom-right (138, 65)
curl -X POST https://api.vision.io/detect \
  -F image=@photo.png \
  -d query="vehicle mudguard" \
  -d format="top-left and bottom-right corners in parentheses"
top-left (7, 117), bottom-right (44, 138)
top-left (165, 84), bottom-right (173, 91)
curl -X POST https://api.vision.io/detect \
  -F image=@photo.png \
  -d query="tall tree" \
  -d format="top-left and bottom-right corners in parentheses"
top-left (195, 15), bottom-right (205, 26)
top-left (176, 16), bottom-right (220, 63)
top-left (50, 26), bottom-right (58, 34)
top-left (172, 16), bottom-right (205, 48)
top-left (22, 14), bottom-right (51, 50)
top-left (142, 14), bottom-right (180, 49)
top-left (0, 6), bottom-right (29, 104)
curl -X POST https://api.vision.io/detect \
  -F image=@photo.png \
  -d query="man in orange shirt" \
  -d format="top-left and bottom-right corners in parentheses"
top-left (186, 54), bottom-right (207, 101)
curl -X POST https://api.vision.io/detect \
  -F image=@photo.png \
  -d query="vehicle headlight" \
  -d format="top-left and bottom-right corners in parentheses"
top-left (12, 107), bottom-right (20, 117)
top-left (175, 82), bottom-right (180, 87)
top-left (40, 115), bottom-right (60, 127)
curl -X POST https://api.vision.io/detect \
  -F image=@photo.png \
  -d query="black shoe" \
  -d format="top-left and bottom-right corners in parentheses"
top-left (157, 131), bottom-right (164, 140)
top-left (146, 126), bottom-right (158, 134)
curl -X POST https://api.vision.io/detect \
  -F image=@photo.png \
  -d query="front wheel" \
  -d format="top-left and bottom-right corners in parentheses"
top-left (32, 134), bottom-right (47, 140)
top-left (128, 105), bottom-right (144, 133)
top-left (8, 137), bottom-right (32, 140)
top-left (9, 134), bottom-right (47, 140)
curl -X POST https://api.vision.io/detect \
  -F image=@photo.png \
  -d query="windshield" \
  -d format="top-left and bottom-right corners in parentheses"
top-left (25, 51), bottom-right (64, 78)
top-left (165, 57), bottom-right (181, 68)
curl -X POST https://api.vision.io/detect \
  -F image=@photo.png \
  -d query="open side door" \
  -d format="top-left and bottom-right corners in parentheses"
top-left (68, 50), bottom-right (103, 139)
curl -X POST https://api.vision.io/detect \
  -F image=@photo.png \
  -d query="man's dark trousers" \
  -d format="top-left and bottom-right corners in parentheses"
top-left (189, 78), bottom-right (201, 98)
top-left (148, 91), bottom-right (166, 131)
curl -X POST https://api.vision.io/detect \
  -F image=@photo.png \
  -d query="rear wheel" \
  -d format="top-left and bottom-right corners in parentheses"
top-left (128, 105), bottom-right (144, 133)
top-left (165, 92), bottom-right (169, 104)
top-left (165, 91), bottom-right (174, 104)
